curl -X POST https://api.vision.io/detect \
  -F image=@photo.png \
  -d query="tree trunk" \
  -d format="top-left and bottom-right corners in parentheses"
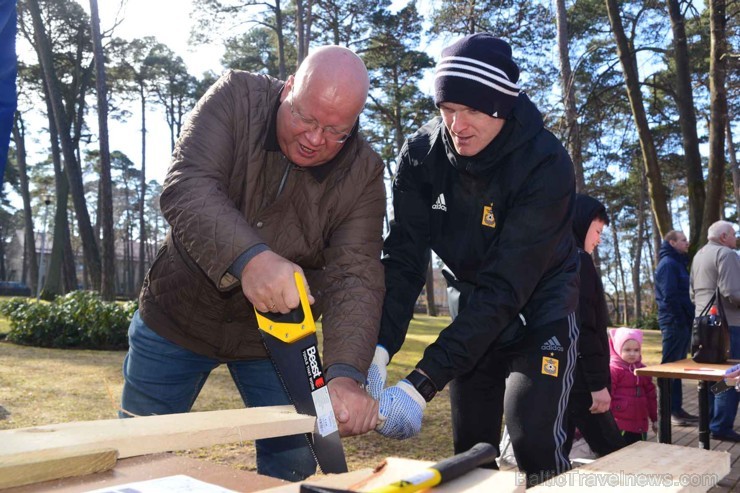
top-left (702, 0), bottom-right (728, 242)
top-left (138, 82), bottom-right (148, 292)
top-left (275, 0), bottom-right (287, 79)
top-left (605, 0), bottom-right (673, 237)
top-left (61, 201), bottom-right (77, 293)
top-left (89, 0), bottom-right (116, 301)
top-left (632, 174), bottom-right (647, 321)
top-left (305, 0), bottom-right (313, 56)
top-left (555, 0), bottom-right (585, 192)
top-left (667, 0), bottom-right (705, 251)
top-left (35, 198), bottom-right (53, 300)
top-left (728, 118), bottom-right (740, 214)
top-left (27, 0), bottom-right (102, 289)
top-left (605, 259), bottom-right (620, 323)
top-left (11, 114), bottom-right (38, 294)
top-left (44, 183), bottom-right (71, 300)
top-left (611, 220), bottom-right (629, 324)
top-left (128, 222), bottom-right (135, 296)
top-left (425, 259), bottom-right (437, 317)
top-left (40, 82), bottom-right (71, 299)
top-left (650, 210), bottom-right (661, 267)
top-left (296, 0), bottom-right (306, 65)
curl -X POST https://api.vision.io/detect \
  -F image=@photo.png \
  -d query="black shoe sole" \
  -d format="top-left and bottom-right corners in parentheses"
top-left (711, 434), bottom-right (740, 442)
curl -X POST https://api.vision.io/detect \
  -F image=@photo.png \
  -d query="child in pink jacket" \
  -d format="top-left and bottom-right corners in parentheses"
top-left (609, 328), bottom-right (658, 445)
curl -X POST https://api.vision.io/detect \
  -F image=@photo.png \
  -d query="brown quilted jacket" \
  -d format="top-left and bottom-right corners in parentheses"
top-left (138, 70), bottom-right (386, 375)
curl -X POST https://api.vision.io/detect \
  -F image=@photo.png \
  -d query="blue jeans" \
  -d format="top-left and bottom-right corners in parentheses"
top-left (120, 311), bottom-right (316, 481)
top-left (709, 325), bottom-right (740, 435)
top-left (660, 324), bottom-right (691, 414)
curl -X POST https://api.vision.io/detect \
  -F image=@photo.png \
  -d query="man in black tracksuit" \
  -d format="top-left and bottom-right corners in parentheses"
top-left (564, 194), bottom-right (625, 456)
top-left (367, 34), bottom-right (579, 487)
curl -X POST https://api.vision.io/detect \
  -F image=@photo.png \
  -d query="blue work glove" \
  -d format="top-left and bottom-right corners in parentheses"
top-left (366, 345), bottom-right (389, 400)
top-left (376, 380), bottom-right (426, 439)
top-left (725, 363), bottom-right (740, 376)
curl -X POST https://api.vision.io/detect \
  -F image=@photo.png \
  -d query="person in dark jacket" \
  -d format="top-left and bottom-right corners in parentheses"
top-left (564, 194), bottom-right (625, 457)
top-left (0, 0), bottom-right (16, 185)
top-left (654, 230), bottom-right (697, 426)
top-left (365, 34), bottom-right (579, 487)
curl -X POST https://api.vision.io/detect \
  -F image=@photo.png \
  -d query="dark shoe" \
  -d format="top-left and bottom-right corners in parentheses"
top-left (710, 431), bottom-right (740, 442)
top-left (671, 416), bottom-right (693, 427)
top-left (673, 409), bottom-right (699, 422)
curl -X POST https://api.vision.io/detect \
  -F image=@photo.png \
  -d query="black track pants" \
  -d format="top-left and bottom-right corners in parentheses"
top-left (563, 391), bottom-right (625, 457)
top-left (450, 313), bottom-right (578, 487)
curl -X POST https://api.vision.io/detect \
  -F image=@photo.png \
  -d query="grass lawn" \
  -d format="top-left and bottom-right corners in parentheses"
top-left (0, 312), bottom-right (663, 474)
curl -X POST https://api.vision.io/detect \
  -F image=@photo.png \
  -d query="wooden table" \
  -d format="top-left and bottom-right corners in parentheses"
top-left (529, 441), bottom-right (730, 492)
top-left (635, 358), bottom-right (734, 449)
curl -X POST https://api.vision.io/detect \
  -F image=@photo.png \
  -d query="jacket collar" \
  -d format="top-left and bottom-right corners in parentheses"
top-left (438, 93), bottom-right (542, 177)
top-left (263, 83), bottom-right (359, 183)
top-left (659, 240), bottom-right (688, 267)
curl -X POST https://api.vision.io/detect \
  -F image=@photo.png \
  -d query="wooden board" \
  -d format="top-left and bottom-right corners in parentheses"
top-left (0, 406), bottom-right (314, 462)
top-left (260, 457), bottom-right (524, 492)
top-left (2, 453), bottom-right (286, 493)
top-left (530, 441), bottom-right (730, 492)
top-left (0, 448), bottom-right (118, 489)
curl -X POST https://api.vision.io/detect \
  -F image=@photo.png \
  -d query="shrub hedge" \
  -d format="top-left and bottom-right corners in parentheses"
top-left (0, 291), bottom-right (137, 350)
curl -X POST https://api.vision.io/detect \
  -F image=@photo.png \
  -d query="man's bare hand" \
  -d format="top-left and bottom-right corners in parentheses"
top-left (240, 250), bottom-right (314, 313)
top-left (589, 387), bottom-right (611, 414)
top-left (328, 377), bottom-right (379, 437)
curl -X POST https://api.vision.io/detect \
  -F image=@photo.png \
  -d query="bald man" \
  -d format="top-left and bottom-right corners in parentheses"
top-left (119, 46), bottom-right (386, 481)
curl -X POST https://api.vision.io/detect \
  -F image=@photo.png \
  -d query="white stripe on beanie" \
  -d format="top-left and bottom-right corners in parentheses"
top-left (435, 71), bottom-right (520, 98)
top-left (438, 56), bottom-right (518, 86)
top-left (436, 56), bottom-right (520, 96)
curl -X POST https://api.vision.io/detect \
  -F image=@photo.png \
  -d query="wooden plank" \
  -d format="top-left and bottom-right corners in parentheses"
top-left (261, 457), bottom-right (524, 493)
top-left (0, 448), bottom-right (118, 489)
top-left (1, 453), bottom-right (286, 493)
top-left (0, 406), bottom-right (314, 462)
top-left (260, 469), bottom-right (375, 493)
top-left (530, 441), bottom-right (730, 492)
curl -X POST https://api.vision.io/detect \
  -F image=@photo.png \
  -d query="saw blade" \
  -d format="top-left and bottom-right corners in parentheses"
top-left (261, 330), bottom-right (348, 474)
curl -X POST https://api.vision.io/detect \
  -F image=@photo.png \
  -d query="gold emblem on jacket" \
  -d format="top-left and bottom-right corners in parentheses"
top-left (482, 204), bottom-right (496, 228)
top-left (542, 356), bottom-right (559, 377)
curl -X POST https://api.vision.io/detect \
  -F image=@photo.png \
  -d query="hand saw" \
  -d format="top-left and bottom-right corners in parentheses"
top-left (255, 271), bottom-right (348, 474)
top-left (299, 442), bottom-right (498, 493)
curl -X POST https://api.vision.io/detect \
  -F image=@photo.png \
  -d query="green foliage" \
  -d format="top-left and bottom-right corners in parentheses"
top-left (634, 310), bottom-right (660, 331)
top-left (0, 291), bottom-right (137, 350)
top-left (222, 29), bottom-right (285, 77)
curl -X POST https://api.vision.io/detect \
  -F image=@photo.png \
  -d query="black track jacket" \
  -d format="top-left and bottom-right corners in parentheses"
top-left (571, 195), bottom-right (611, 393)
top-left (378, 93), bottom-right (579, 390)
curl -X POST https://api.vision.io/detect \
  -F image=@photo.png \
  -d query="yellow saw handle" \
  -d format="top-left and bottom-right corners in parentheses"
top-left (254, 271), bottom-right (316, 343)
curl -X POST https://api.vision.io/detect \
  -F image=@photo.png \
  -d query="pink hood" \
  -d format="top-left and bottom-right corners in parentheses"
top-left (609, 327), bottom-right (643, 369)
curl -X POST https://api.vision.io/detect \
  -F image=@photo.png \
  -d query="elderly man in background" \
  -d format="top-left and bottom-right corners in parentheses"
top-left (691, 221), bottom-right (740, 442)
top-left (654, 230), bottom-right (697, 426)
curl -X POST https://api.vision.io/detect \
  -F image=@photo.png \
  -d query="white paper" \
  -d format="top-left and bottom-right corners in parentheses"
top-left (683, 368), bottom-right (726, 376)
top-left (312, 386), bottom-right (338, 437)
top-left (84, 475), bottom-right (239, 493)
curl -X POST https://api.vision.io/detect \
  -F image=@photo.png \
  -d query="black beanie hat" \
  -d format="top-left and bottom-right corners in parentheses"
top-left (434, 33), bottom-right (521, 119)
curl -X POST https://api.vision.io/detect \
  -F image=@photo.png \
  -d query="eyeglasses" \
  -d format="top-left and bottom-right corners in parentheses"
top-left (288, 89), bottom-right (354, 144)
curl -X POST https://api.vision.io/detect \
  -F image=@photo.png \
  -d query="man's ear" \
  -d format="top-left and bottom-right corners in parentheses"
top-left (280, 75), bottom-right (295, 103)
